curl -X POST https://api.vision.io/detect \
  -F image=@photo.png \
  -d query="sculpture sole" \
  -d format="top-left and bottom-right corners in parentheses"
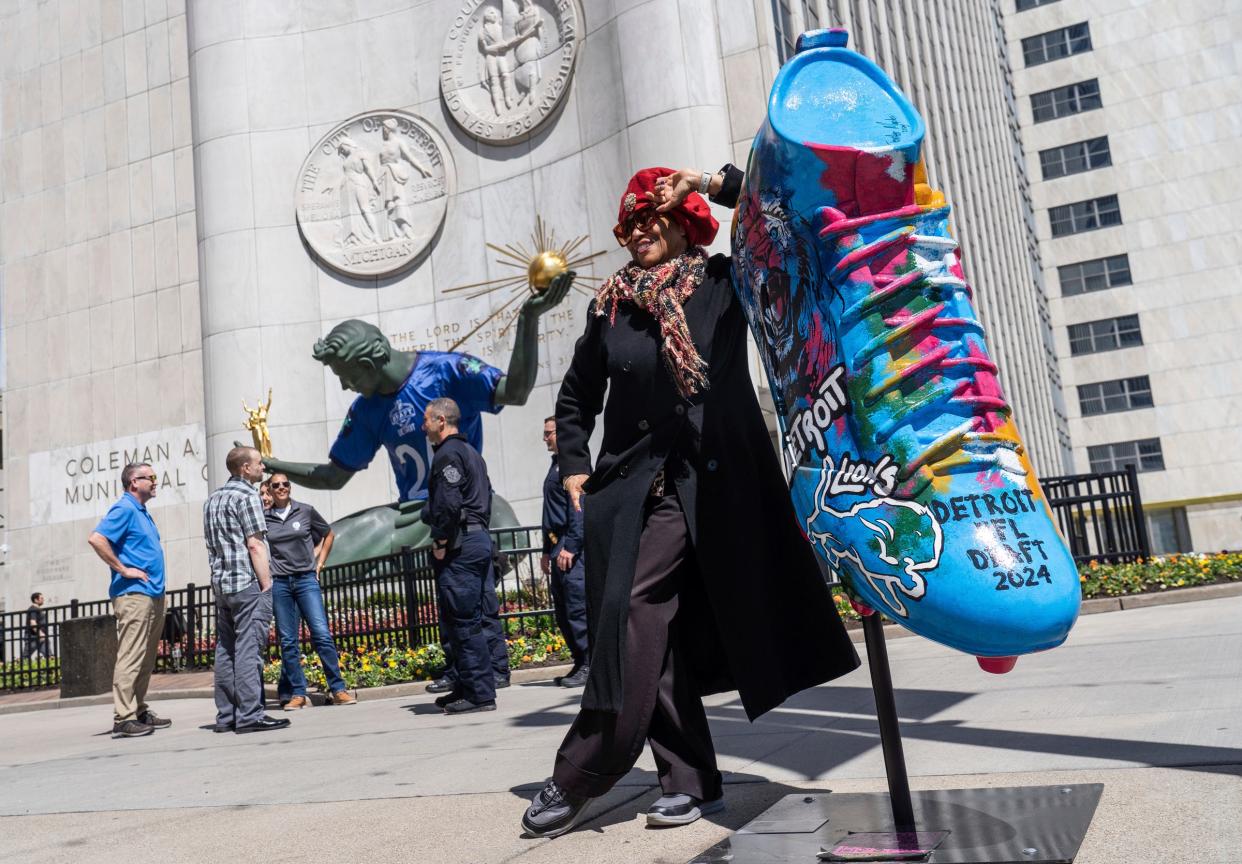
top-left (731, 29), bottom-right (1079, 661)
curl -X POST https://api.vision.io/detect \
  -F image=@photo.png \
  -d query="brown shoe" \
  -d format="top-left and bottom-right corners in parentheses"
top-left (330, 690), bottom-right (356, 706)
top-left (284, 695), bottom-right (310, 711)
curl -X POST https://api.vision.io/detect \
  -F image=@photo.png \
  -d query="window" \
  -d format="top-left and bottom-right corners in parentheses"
top-left (1078, 376), bottom-right (1153, 416)
top-left (1021, 23), bottom-right (1092, 67)
top-left (1016, 0), bottom-right (1060, 9)
top-left (1049, 195), bottom-right (1121, 237)
top-left (1059, 254), bottom-right (1132, 297)
top-left (1031, 79), bottom-right (1102, 122)
top-left (1068, 315), bottom-right (1142, 355)
top-left (771, 0), bottom-right (797, 64)
top-left (1087, 438), bottom-right (1165, 474)
top-left (1147, 507), bottom-right (1192, 554)
top-left (1040, 137), bottom-right (1111, 180)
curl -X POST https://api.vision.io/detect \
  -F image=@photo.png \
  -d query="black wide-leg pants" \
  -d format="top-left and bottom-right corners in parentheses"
top-left (552, 491), bottom-right (722, 800)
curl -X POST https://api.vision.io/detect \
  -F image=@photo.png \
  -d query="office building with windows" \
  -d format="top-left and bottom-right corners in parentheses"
top-left (1005, 0), bottom-right (1242, 552)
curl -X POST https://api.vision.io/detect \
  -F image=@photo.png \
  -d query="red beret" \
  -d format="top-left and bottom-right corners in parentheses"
top-left (615, 166), bottom-right (719, 247)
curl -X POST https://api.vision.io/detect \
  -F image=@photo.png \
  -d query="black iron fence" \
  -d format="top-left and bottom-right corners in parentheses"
top-left (1, 526), bottom-right (553, 694)
top-left (1041, 463), bottom-right (1150, 564)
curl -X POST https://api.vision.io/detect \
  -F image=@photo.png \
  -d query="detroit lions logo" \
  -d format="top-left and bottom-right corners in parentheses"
top-left (804, 454), bottom-right (943, 618)
top-left (388, 401), bottom-right (419, 436)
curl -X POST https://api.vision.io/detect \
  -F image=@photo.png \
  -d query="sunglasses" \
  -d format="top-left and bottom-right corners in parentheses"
top-left (613, 209), bottom-right (661, 246)
top-left (269, 482), bottom-right (290, 489)
top-left (138, 475), bottom-right (158, 483)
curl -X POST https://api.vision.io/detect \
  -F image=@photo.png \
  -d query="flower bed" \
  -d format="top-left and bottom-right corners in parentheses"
top-left (262, 628), bottom-right (572, 690)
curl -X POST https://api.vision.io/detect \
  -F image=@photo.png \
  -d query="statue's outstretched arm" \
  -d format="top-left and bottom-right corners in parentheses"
top-left (266, 458), bottom-right (353, 490)
top-left (494, 269), bottom-right (575, 407)
top-left (243, 445), bottom-right (355, 491)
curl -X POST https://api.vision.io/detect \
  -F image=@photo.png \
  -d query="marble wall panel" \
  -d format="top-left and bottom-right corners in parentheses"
top-left (148, 83), bottom-right (174, 155)
top-left (194, 133), bottom-right (254, 236)
top-left (199, 230), bottom-right (256, 333)
top-left (244, 34), bottom-right (307, 132)
top-left (248, 127), bottom-right (307, 228)
top-left (108, 228), bottom-right (133, 300)
top-left (150, 150), bottom-right (175, 219)
top-left (153, 215), bottom-right (179, 288)
top-left (254, 225), bottom-right (318, 326)
top-left (190, 40), bottom-right (248, 142)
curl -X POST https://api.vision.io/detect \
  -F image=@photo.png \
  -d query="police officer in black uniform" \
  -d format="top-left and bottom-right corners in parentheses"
top-left (421, 397), bottom-right (498, 714)
top-left (541, 416), bottom-right (590, 687)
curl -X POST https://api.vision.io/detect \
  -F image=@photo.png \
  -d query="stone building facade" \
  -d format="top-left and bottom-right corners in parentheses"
top-left (0, 0), bottom-right (1065, 605)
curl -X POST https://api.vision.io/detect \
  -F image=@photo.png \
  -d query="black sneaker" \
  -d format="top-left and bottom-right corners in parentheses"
top-left (442, 698), bottom-right (496, 714)
top-left (235, 715), bottom-right (292, 734)
top-left (521, 780), bottom-right (591, 838)
top-left (426, 677), bottom-right (455, 694)
top-left (645, 793), bottom-right (725, 826)
top-left (137, 710), bottom-right (172, 729)
top-left (494, 675), bottom-right (511, 689)
top-left (433, 689), bottom-right (462, 708)
top-left (553, 665), bottom-right (579, 686)
top-left (112, 719), bottom-right (154, 738)
top-left (559, 666), bottom-right (590, 688)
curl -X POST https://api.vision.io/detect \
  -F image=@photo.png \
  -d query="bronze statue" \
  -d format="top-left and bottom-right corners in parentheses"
top-left (241, 389), bottom-right (274, 458)
top-left (258, 271), bottom-right (575, 564)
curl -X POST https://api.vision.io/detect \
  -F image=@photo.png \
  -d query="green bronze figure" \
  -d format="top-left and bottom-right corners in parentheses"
top-left (257, 271), bottom-right (574, 564)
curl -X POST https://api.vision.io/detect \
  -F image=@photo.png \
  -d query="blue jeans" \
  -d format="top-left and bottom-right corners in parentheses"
top-left (272, 573), bottom-right (346, 700)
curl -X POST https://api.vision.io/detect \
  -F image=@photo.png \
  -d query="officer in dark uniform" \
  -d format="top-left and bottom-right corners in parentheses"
top-left (421, 397), bottom-right (498, 714)
top-left (541, 416), bottom-right (590, 687)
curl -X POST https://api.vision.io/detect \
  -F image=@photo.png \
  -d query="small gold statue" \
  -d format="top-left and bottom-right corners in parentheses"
top-left (242, 388), bottom-right (273, 458)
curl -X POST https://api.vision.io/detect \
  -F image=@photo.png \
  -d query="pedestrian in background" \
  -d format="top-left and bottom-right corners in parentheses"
top-left (541, 416), bottom-right (589, 688)
top-left (204, 446), bottom-right (289, 734)
top-left (87, 462), bottom-right (173, 739)
top-left (422, 398), bottom-right (500, 714)
top-left (22, 593), bottom-right (51, 660)
top-left (265, 472), bottom-right (354, 710)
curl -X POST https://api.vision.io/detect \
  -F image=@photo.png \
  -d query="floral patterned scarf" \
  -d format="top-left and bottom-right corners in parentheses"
top-left (594, 247), bottom-right (710, 398)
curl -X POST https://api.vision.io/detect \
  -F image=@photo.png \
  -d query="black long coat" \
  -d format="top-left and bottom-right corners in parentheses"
top-left (556, 254), bottom-right (861, 720)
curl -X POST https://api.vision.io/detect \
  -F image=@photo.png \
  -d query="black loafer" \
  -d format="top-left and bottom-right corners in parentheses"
top-left (426, 678), bottom-right (455, 694)
top-left (212, 723), bottom-right (234, 733)
top-left (235, 715), bottom-right (292, 734)
top-left (494, 676), bottom-right (511, 689)
top-left (442, 698), bottom-right (496, 714)
top-left (646, 793), bottom-right (725, 826)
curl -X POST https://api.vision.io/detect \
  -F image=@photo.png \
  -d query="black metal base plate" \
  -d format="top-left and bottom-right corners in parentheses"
top-left (688, 784), bottom-right (1103, 864)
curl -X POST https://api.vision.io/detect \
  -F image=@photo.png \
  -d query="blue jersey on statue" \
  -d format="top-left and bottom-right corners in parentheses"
top-left (329, 352), bottom-right (503, 501)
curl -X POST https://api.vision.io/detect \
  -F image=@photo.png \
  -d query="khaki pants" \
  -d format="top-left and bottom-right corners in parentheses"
top-left (112, 593), bottom-right (165, 723)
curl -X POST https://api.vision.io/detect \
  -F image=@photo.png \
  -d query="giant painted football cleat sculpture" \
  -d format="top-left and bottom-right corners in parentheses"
top-left (731, 29), bottom-right (1079, 669)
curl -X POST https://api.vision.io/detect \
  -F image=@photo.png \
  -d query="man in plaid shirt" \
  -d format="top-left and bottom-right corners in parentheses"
top-left (203, 446), bottom-right (290, 734)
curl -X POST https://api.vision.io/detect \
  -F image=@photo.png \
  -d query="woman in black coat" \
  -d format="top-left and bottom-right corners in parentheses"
top-left (521, 165), bottom-right (860, 839)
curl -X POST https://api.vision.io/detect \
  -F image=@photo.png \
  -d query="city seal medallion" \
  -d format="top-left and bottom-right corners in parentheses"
top-left (295, 110), bottom-right (453, 278)
top-left (440, 0), bottom-right (583, 145)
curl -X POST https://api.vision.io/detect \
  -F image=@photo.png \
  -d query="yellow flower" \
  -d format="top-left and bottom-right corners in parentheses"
top-left (388, 660), bottom-right (397, 668)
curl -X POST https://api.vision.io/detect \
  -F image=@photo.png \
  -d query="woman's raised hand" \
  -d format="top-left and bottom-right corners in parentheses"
top-left (563, 473), bottom-right (589, 512)
top-left (650, 169), bottom-right (704, 212)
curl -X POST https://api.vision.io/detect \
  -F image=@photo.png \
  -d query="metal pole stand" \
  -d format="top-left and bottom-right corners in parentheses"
top-left (688, 612), bottom-right (1102, 863)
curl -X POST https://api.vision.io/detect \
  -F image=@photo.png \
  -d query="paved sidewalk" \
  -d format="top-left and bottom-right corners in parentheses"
top-left (1, 597), bottom-right (1239, 863)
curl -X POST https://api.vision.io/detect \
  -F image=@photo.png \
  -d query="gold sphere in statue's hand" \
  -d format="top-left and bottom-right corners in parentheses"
top-left (527, 250), bottom-right (568, 292)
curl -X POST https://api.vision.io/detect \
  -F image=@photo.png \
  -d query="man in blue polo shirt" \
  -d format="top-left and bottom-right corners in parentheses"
top-left (87, 461), bottom-right (172, 739)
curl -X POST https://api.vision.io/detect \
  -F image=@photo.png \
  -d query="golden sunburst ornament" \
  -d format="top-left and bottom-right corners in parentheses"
top-left (442, 216), bottom-right (603, 352)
